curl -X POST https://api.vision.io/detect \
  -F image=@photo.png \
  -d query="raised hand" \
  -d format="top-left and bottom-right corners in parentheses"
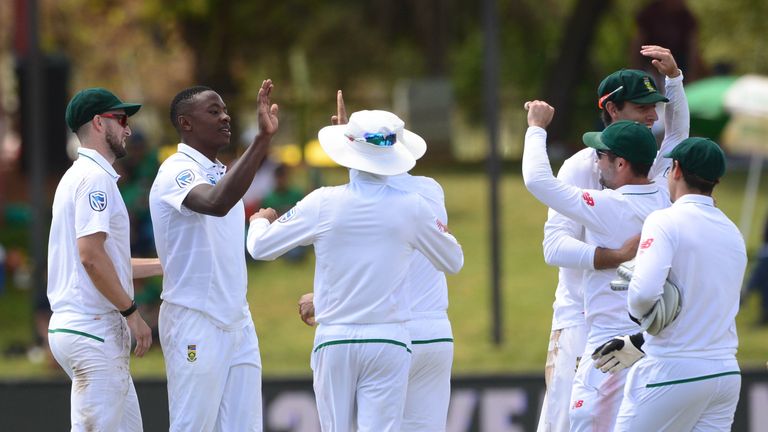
top-left (524, 100), bottom-right (555, 129)
top-left (331, 90), bottom-right (348, 126)
top-left (640, 45), bottom-right (681, 78)
top-left (258, 79), bottom-right (279, 136)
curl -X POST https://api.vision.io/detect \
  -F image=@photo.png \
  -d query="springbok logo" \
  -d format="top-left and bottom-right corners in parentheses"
top-left (88, 191), bottom-right (107, 212)
top-left (176, 169), bottom-right (195, 188)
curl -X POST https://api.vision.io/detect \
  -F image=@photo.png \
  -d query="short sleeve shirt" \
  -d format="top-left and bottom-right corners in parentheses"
top-left (149, 144), bottom-right (249, 329)
top-left (47, 148), bottom-right (133, 314)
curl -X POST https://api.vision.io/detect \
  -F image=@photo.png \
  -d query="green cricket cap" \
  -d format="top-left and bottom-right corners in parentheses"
top-left (664, 137), bottom-right (726, 182)
top-left (597, 69), bottom-right (669, 109)
top-left (65, 88), bottom-right (141, 132)
top-left (582, 120), bottom-right (657, 165)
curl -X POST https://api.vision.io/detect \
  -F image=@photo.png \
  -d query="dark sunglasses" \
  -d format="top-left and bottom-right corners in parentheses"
top-left (100, 113), bottom-right (128, 128)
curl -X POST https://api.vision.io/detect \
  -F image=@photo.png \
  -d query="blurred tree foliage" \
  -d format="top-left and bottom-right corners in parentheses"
top-left (14, 0), bottom-right (768, 152)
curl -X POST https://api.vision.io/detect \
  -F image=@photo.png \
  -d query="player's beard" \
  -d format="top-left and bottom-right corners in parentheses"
top-left (106, 129), bottom-right (127, 159)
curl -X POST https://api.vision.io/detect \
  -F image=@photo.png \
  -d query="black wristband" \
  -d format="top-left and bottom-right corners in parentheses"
top-left (120, 301), bottom-right (137, 317)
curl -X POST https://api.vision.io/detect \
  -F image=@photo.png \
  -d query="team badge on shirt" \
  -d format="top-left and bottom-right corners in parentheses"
top-left (187, 345), bottom-right (197, 362)
top-left (206, 174), bottom-right (217, 185)
top-left (278, 207), bottom-right (297, 223)
top-left (88, 191), bottom-right (107, 212)
top-left (176, 170), bottom-right (195, 188)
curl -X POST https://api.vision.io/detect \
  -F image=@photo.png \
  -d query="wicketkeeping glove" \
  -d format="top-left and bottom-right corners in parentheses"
top-left (591, 333), bottom-right (645, 374)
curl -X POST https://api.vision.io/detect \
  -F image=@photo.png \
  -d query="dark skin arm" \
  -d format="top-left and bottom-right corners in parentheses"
top-left (594, 234), bottom-right (640, 270)
top-left (183, 79), bottom-right (279, 216)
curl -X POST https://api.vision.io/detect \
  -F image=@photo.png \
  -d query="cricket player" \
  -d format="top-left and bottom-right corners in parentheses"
top-left (613, 138), bottom-right (746, 431)
top-left (48, 88), bottom-right (162, 431)
top-left (296, 92), bottom-right (456, 431)
top-left (149, 80), bottom-right (278, 431)
top-left (536, 45), bottom-right (688, 432)
top-left (247, 109), bottom-right (464, 431)
top-left (522, 103), bottom-right (677, 432)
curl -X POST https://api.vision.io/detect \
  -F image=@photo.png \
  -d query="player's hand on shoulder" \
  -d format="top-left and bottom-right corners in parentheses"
top-left (524, 100), bottom-right (555, 129)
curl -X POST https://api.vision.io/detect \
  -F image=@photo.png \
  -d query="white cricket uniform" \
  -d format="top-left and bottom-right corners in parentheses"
top-left (247, 169), bottom-right (463, 432)
top-left (522, 124), bottom-right (679, 432)
top-left (47, 147), bottom-right (142, 431)
top-left (615, 194), bottom-right (746, 431)
top-left (534, 73), bottom-right (688, 432)
top-left (389, 173), bottom-right (454, 432)
top-left (149, 143), bottom-right (262, 432)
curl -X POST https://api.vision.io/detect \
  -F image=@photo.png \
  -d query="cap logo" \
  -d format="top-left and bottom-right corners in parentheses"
top-left (89, 191), bottom-right (108, 212)
top-left (643, 76), bottom-right (656, 93)
top-left (175, 169), bottom-right (195, 188)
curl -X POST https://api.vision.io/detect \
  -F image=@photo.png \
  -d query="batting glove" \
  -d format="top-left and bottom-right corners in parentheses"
top-left (591, 333), bottom-right (645, 374)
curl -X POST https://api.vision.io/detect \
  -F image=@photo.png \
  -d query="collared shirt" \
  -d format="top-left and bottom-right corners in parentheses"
top-left (541, 72), bottom-right (689, 331)
top-left (48, 147), bottom-right (132, 314)
top-left (149, 143), bottom-right (249, 329)
top-left (523, 127), bottom-right (671, 347)
top-left (629, 194), bottom-right (746, 359)
top-left (247, 169), bottom-right (463, 325)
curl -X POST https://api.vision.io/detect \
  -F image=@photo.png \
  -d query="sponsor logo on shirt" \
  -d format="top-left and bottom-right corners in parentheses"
top-left (640, 238), bottom-right (654, 249)
top-left (572, 400), bottom-right (584, 409)
top-left (175, 169), bottom-right (195, 188)
top-left (206, 174), bottom-right (216, 185)
top-left (582, 191), bottom-right (595, 207)
top-left (88, 191), bottom-right (107, 212)
top-left (187, 345), bottom-right (197, 362)
top-left (278, 207), bottom-right (297, 223)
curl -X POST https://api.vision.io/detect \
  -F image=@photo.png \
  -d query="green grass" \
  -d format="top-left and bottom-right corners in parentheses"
top-left (1, 164), bottom-right (767, 378)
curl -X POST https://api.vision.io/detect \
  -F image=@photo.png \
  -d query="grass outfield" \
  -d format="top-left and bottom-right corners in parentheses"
top-left (1, 163), bottom-right (767, 378)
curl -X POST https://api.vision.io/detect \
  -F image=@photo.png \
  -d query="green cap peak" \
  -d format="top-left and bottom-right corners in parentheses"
top-left (582, 120), bottom-right (657, 165)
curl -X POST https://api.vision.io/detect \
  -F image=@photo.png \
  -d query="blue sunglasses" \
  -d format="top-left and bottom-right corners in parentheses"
top-left (348, 133), bottom-right (397, 147)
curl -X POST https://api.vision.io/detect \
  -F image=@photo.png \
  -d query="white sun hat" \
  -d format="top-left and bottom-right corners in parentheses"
top-left (318, 110), bottom-right (426, 176)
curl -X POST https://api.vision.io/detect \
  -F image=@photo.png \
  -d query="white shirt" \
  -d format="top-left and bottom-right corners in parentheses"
top-left (388, 173), bottom-right (449, 318)
top-left (247, 169), bottom-right (463, 325)
top-left (149, 143), bottom-right (250, 329)
top-left (48, 148), bottom-right (133, 314)
top-left (523, 127), bottom-right (671, 347)
top-left (541, 73), bottom-right (689, 330)
top-left (629, 194), bottom-right (746, 359)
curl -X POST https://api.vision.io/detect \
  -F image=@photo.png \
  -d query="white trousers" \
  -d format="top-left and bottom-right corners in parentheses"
top-left (160, 302), bottom-right (263, 432)
top-left (536, 323), bottom-right (586, 432)
top-left (615, 356), bottom-right (740, 431)
top-left (402, 318), bottom-right (454, 432)
top-left (311, 323), bottom-right (412, 432)
top-left (48, 312), bottom-right (142, 432)
top-left (569, 344), bottom-right (628, 432)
